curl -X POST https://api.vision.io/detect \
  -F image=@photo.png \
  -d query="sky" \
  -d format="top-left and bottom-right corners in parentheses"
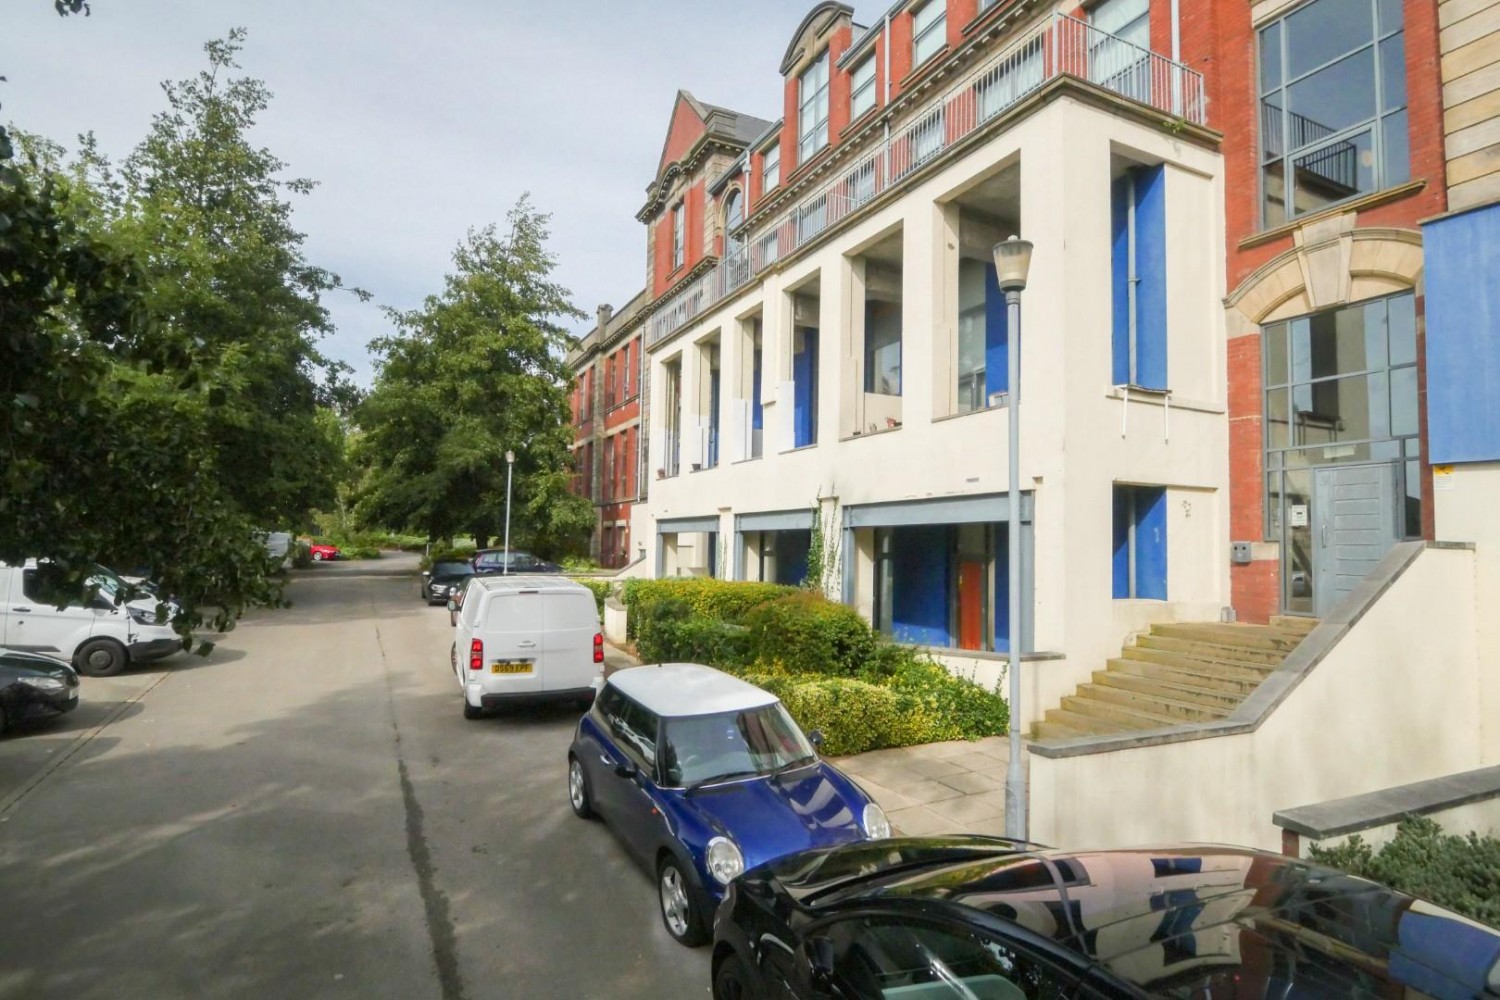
top-left (2, 0), bottom-right (865, 386)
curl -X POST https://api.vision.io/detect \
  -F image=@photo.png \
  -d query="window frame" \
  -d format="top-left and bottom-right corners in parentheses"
top-left (912, 0), bottom-right (948, 67)
top-left (762, 142), bottom-right (781, 192)
top-left (799, 52), bottom-right (831, 163)
top-left (850, 56), bottom-right (877, 120)
top-left (671, 202), bottom-right (685, 270)
top-left (1256, 0), bottom-right (1408, 229)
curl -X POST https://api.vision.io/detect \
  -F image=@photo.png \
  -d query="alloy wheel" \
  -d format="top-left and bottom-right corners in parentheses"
top-left (569, 760), bottom-right (586, 811)
top-left (659, 865), bottom-right (690, 938)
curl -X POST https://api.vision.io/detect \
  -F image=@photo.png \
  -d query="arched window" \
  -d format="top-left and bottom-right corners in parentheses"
top-left (724, 189), bottom-right (743, 236)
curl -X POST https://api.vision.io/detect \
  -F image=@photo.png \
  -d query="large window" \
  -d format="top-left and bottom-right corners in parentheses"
top-left (865, 302), bottom-right (902, 396)
top-left (723, 189), bottom-right (742, 236)
top-left (850, 56), bottom-right (876, 120)
top-left (913, 1), bottom-right (947, 67)
top-left (671, 203), bottom-right (685, 270)
top-left (957, 258), bottom-right (1008, 413)
top-left (799, 52), bottom-right (830, 163)
top-left (762, 142), bottom-right (780, 192)
top-left (1111, 164), bottom-right (1168, 390)
top-left (1258, 0), bottom-right (1408, 227)
top-left (1089, 0), bottom-right (1150, 98)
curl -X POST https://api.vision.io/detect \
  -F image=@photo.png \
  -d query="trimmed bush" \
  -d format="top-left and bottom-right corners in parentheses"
top-left (876, 655), bottom-right (1009, 743)
top-left (741, 674), bottom-right (903, 756)
top-left (1310, 816), bottom-right (1500, 928)
top-left (621, 578), bottom-right (794, 637)
top-left (743, 592), bottom-right (876, 677)
top-left (570, 578), bottom-right (612, 617)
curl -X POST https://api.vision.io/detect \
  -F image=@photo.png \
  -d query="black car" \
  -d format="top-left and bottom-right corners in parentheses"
top-left (470, 549), bottom-right (561, 576)
top-left (421, 560), bottom-right (475, 604)
top-left (0, 650), bottom-right (81, 736)
top-left (711, 836), bottom-right (1500, 999)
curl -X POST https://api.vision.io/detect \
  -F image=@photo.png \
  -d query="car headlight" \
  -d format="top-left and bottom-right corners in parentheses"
top-left (705, 837), bottom-right (745, 886)
top-left (17, 676), bottom-right (66, 692)
top-left (129, 607), bottom-right (170, 627)
top-left (863, 802), bottom-right (892, 839)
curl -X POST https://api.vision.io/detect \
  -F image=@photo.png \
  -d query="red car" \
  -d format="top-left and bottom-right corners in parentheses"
top-left (308, 543), bottom-right (341, 561)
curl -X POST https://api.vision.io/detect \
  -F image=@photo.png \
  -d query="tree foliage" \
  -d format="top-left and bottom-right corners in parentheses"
top-left (0, 29), bottom-right (357, 640)
top-left (355, 200), bottom-right (593, 554)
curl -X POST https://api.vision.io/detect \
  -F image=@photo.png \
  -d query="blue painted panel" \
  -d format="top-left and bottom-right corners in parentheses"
top-left (1425, 205), bottom-right (1500, 463)
top-left (993, 526), bottom-right (1010, 652)
top-left (793, 330), bottom-right (818, 448)
top-left (1136, 485), bottom-right (1168, 600)
top-left (1112, 486), bottom-right (1131, 599)
top-left (1111, 176), bottom-right (1131, 385)
top-left (751, 349), bottom-right (763, 430)
top-left (1134, 164), bottom-right (1168, 391)
top-left (893, 526), bottom-right (950, 646)
top-left (984, 263), bottom-right (1008, 397)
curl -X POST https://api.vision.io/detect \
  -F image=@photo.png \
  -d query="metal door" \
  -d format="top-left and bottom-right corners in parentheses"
top-left (1312, 464), bottom-right (1400, 617)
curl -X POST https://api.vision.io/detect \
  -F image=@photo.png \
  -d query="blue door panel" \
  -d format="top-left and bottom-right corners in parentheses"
top-left (893, 526), bottom-right (950, 646)
top-left (1137, 485), bottom-right (1168, 600)
top-left (984, 263), bottom-right (1008, 398)
top-left (1111, 176), bottom-right (1131, 386)
top-left (1134, 164), bottom-right (1168, 391)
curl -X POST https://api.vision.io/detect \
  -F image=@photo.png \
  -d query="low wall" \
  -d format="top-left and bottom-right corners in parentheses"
top-left (603, 598), bottom-right (628, 644)
top-left (1028, 543), bottom-right (1483, 851)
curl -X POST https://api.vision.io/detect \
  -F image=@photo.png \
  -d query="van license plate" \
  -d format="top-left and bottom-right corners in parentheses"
top-left (491, 661), bottom-right (533, 674)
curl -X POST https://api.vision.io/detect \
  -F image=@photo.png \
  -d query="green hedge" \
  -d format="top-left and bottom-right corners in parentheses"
top-left (744, 592), bottom-right (876, 677)
top-left (622, 578), bottom-right (794, 637)
top-left (1310, 816), bottom-right (1500, 928)
top-left (570, 578), bottom-right (612, 617)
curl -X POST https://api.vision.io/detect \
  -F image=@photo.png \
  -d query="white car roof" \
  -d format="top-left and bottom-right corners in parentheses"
top-left (471, 574), bottom-right (591, 596)
top-left (608, 663), bottom-right (778, 718)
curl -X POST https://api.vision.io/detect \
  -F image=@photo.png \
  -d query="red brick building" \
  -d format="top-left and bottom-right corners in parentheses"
top-left (1181, 0), bottom-right (1446, 622)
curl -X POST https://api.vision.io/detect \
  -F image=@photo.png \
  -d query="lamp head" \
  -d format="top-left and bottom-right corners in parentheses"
top-left (505, 450), bottom-right (515, 464)
top-left (992, 236), bottom-right (1034, 293)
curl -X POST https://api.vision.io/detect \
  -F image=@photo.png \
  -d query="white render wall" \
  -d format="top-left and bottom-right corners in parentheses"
top-left (644, 96), bottom-right (1229, 728)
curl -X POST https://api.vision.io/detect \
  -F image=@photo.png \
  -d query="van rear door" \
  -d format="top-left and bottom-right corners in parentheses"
top-left (541, 591), bottom-right (600, 693)
top-left (480, 592), bottom-right (544, 694)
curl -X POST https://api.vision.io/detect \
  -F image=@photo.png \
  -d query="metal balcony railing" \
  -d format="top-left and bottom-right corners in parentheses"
top-left (646, 11), bottom-right (1205, 349)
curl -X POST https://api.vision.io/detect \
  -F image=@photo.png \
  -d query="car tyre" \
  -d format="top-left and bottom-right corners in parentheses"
top-left (312, 551), bottom-right (325, 561)
top-left (75, 638), bottom-right (128, 678)
top-left (567, 756), bottom-right (594, 819)
top-left (657, 856), bottom-right (708, 947)
top-left (713, 954), bottom-right (753, 1000)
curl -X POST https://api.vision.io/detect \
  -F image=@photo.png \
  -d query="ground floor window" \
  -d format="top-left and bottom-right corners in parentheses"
top-left (756, 529), bottom-right (809, 586)
top-left (1112, 484), bottom-right (1167, 600)
top-left (869, 523), bottom-right (1009, 652)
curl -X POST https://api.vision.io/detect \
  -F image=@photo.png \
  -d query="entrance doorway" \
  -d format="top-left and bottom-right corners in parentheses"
top-left (1311, 464), bottom-right (1399, 616)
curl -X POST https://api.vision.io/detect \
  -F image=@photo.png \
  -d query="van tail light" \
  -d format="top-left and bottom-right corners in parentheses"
top-left (469, 638), bottom-right (483, 671)
top-left (593, 633), bottom-right (604, 664)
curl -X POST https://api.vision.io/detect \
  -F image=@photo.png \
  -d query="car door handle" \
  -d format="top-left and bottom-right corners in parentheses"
top-left (517, 640), bottom-right (537, 648)
top-left (599, 754), bottom-right (614, 765)
top-left (13, 607), bottom-right (31, 613)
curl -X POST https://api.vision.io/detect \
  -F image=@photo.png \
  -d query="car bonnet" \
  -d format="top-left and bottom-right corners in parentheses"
top-left (680, 762), bottom-right (867, 869)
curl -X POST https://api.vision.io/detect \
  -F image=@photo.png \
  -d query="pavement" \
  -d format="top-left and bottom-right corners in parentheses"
top-left (604, 642), bottom-right (1021, 839)
top-left (0, 550), bottom-right (709, 1000)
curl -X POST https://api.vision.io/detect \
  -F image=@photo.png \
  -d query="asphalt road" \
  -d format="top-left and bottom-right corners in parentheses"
top-left (0, 553), bottom-right (711, 999)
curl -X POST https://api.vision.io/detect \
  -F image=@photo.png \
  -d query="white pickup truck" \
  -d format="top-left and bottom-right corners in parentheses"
top-left (0, 561), bottom-right (181, 676)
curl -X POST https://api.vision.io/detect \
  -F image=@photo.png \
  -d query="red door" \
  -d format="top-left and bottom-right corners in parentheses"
top-left (957, 560), bottom-right (985, 651)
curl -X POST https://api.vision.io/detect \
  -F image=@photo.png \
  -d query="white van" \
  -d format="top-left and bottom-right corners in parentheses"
top-left (0, 561), bottom-right (181, 676)
top-left (450, 575), bottom-right (603, 719)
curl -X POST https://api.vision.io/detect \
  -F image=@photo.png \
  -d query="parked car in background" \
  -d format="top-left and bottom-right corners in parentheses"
top-left (568, 664), bottom-right (887, 948)
top-left (710, 837), bottom-right (1500, 999)
top-left (470, 549), bottom-right (561, 576)
top-left (422, 560), bottom-right (474, 604)
top-left (308, 543), bottom-right (341, 561)
top-left (256, 531), bottom-right (294, 571)
top-left (0, 561), bottom-right (181, 676)
top-left (0, 650), bottom-right (80, 736)
top-left (449, 575), bottom-right (603, 719)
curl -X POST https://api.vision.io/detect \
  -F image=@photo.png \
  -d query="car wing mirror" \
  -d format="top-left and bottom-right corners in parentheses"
top-left (422, 570), bottom-right (431, 577)
top-left (808, 729), bottom-right (825, 750)
top-left (447, 599), bottom-right (457, 612)
top-left (612, 758), bottom-right (637, 779)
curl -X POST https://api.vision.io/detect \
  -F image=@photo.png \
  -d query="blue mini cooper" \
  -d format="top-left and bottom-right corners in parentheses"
top-left (566, 663), bottom-right (890, 946)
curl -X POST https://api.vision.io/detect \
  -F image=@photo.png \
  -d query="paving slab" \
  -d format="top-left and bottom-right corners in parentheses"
top-left (937, 771), bottom-right (1005, 795)
top-left (924, 790), bottom-right (1008, 825)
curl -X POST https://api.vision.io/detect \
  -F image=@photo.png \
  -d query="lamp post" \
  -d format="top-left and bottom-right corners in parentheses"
top-left (503, 450), bottom-right (515, 576)
top-left (993, 235), bottom-right (1033, 841)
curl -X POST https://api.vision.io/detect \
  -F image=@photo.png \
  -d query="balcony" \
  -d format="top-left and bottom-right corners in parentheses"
top-left (646, 11), bottom-right (1205, 350)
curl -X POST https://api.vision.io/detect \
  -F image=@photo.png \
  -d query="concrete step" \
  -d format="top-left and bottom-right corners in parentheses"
top-left (1124, 640), bottom-right (1282, 675)
top-left (1269, 615), bottom-right (1319, 633)
top-left (1150, 622), bottom-right (1306, 653)
top-left (1110, 656), bottom-right (1273, 693)
top-left (1060, 694), bottom-right (1184, 731)
top-left (1133, 633), bottom-right (1288, 668)
top-left (1093, 670), bottom-right (1250, 712)
top-left (1031, 709), bottom-right (1130, 740)
top-left (1077, 683), bottom-right (1229, 721)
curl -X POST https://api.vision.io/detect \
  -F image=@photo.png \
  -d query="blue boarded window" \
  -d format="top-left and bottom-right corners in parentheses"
top-left (1111, 164), bottom-right (1168, 390)
top-left (1113, 484), bottom-right (1167, 600)
top-left (957, 260), bottom-right (1009, 412)
top-left (793, 328), bottom-right (819, 448)
top-left (891, 525), bottom-right (952, 646)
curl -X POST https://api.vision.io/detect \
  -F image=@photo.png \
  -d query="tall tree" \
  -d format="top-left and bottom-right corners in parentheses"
top-left (356, 199), bottom-right (594, 554)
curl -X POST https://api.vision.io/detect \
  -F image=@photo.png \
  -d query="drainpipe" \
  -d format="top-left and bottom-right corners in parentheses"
top-left (1170, 0), bottom-right (1183, 115)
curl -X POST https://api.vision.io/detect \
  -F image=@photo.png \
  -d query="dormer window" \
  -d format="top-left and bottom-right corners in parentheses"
top-left (913, 1), bottom-right (946, 66)
top-left (851, 56), bottom-right (876, 120)
top-left (763, 142), bottom-right (781, 191)
top-left (799, 51), bottom-right (830, 162)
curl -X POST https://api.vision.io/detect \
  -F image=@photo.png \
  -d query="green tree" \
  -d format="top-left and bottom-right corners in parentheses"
top-left (355, 199), bottom-right (594, 555)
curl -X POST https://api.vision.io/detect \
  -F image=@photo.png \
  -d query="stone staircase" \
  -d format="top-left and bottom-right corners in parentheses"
top-left (1032, 616), bottom-right (1319, 741)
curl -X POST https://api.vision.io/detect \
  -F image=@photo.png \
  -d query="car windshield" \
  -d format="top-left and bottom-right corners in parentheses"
top-left (660, 702), bottom-right (816, 788)
top-left (431, 562), bottom-right (473, 580)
